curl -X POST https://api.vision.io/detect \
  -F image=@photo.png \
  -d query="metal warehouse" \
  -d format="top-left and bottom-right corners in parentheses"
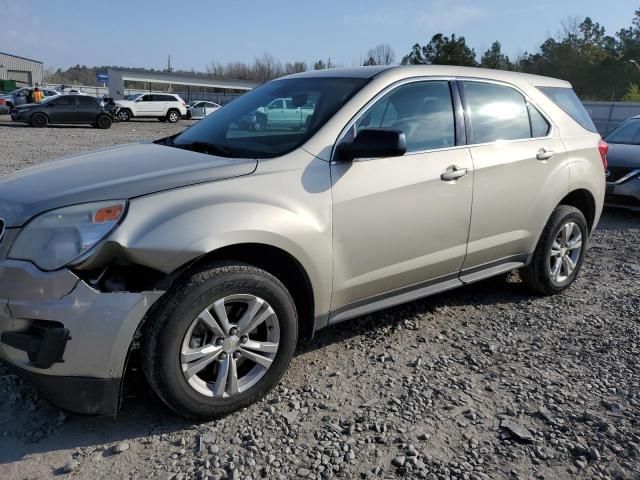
top-left (0, 51), bottom-right (44, 87)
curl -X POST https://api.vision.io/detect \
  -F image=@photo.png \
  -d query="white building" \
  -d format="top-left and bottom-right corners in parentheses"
top-left (0, 51), bottom-right (44, 87)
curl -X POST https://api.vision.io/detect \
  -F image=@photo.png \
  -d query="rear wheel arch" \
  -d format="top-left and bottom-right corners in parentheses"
top-left (558, 189), bottom-right (596, 232)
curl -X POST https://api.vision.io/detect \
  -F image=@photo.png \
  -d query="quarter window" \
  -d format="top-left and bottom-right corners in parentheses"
top-left (463, 82), bottom-right (534, 143)
top-left (528, 104), bottom-right (550, 138)
top-left (354, 81), bottom-right (455, 152)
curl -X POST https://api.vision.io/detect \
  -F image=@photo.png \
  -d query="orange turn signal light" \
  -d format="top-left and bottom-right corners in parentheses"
top-left (94, 204), bottom-right (124, 223)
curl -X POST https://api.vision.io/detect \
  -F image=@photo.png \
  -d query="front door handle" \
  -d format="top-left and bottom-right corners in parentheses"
top-left (441, 165), bottom-right (469, 181)
top-left (536, 148), bottom-right (555, 160)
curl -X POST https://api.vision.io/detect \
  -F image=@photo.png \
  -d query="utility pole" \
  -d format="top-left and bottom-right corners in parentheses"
top-left (168, 54), bottom-right (172, 73)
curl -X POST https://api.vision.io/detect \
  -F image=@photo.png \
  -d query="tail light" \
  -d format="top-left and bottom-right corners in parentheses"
top-left (598, 139), bottom-right (608, 170)
top-left (0, 99), bottom-right (5, 105)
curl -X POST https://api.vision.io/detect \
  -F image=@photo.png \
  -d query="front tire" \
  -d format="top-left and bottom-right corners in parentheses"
top-left (142, 262), bottom-right (298, 419)
top-left (166, 109), bottom-right (180, 123)
top-left (521, 205), bottom-right (588, 295)
top-left (117, 109), bottom-right (131, 122)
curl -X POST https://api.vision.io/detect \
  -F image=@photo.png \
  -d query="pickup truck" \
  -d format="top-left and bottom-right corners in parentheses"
top-left (253, 97), bottom-right (315, 130)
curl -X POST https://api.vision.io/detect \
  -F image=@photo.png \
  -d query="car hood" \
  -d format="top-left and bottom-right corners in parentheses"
top-left (0, 142), bottom-right (257, 227)
top-left (115, 100), bottom-right (134, 107)
top-left (606, 143), bottom-right (640, 168)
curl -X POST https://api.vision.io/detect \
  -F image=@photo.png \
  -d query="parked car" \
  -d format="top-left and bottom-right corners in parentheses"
top-left (186, 101), bottom-right (221, 119)
top-left (0, 87), bottom-right (60, 111)
top-left (257, 97), bottom-right (315, 130)
top-left (10, 94), bottom-right (113, 128)
top-left (602, 115), bottom-right (640, 211)
top-left (0, 66), bottom-right (605, 418)
top-left (0, 98), bottom-right (9, 115)
top-left (115, 93), bottom-right (187, 122)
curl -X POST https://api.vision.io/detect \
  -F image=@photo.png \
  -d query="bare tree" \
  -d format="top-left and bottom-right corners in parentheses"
top-left (365, 44), bottom-right (396, 65)
top-left (284, 61), bottom-right (308, 74)
top-left (252, 53), bottom-right (283, 82)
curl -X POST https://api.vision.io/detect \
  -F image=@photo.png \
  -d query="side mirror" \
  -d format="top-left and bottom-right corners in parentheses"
top-left (338, 128), bottom-right (407, 161)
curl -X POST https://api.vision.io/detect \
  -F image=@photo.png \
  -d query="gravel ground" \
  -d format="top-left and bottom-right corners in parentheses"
top-left (1, 114), bottom-right (639, 480)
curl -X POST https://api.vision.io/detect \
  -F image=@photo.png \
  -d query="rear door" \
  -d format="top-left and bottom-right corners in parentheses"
top-left (459, 80), bottom-right (567, 273)
top-left (76, 96), bottom-right (99, 123)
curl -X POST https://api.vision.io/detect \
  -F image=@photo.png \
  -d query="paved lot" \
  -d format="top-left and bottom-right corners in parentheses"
top-left (1, 114), bottom-right (639, 480)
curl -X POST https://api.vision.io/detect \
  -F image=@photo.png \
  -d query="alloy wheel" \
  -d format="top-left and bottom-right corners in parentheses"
top-left (548, 221), bottom-right (582, 283)
top-left (180, 294), bottom-right (280, 398)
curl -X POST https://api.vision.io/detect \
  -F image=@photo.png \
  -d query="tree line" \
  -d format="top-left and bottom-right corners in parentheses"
top-left (45, 9), bottom-right (640, 101)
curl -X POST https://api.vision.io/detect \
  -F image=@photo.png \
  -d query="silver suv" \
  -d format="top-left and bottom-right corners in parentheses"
top-left (0, 66), bottom-right (606, 419)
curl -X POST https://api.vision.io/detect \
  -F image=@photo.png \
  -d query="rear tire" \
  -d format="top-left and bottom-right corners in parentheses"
top-left (166, 109), bottom-right (180, 123)
top-left (521, 205), bottom-right (588, 295)
top-left (95, 114), bottom-right (112, 129)
top-left (30, 113), bottom-right (48, 128)
top-left (142, 262), bottom-right (298, 419)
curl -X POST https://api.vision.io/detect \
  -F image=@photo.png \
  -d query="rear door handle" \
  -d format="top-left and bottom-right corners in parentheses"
top-left (441, 165), bottom-right (469, 181)
top-left (536, 148), bottom-right (555, 160)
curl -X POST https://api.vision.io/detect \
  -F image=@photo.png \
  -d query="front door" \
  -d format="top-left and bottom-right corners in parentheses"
top-left (330, 80), bottom-right (473, 314)
top-left (47, 95), bottom-right (76, 123)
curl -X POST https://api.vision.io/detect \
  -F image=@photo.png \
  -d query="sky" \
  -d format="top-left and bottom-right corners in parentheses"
top-left (1, 0), bottom-right (638, 72)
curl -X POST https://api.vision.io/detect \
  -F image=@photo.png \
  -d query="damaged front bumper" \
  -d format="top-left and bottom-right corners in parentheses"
top-left (0, 255), bottom-right (164, 414)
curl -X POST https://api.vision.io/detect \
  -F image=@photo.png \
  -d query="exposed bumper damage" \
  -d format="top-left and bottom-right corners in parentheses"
top-left (0, 259), bottom-right (164, 414)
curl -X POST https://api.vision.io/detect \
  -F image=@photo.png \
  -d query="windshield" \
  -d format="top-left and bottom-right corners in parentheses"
top-left (125, 94), bottom-right (141, 101)
top-left (170, 77), bottom-right (370, 158)
top-left (605, 118), bottom-right (640, 145)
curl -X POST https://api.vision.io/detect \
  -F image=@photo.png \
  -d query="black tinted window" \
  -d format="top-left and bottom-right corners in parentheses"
top-left (158, 95), bottom-right (176, 101)
top-left (54, 96), bottom-right (76, 106)
top-left (141, 95), bottom-right (153, 102)
top-left (605, 118), bottom-right (640, 144)
top-left (355, 81), bottom-right (455, 152)
top-left (463, 82), bottom-right (531, 143)
top-left (78, 96), bottom-right (97, 106)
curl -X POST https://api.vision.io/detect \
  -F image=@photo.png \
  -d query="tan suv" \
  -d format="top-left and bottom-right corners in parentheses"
top-left (0, 66), bottom-right (606, 418)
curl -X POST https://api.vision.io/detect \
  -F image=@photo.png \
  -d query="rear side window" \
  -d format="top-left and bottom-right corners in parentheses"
top-left (78, 96), bottom-right (97, 106)
top-left (55, 96), bottom-right (76, 106)
top-left (539, 87), bottom-right (596, 132)
top-left (463, 82), bottom-right (531, 143)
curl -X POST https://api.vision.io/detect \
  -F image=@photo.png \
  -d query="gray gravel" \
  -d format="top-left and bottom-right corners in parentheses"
top-left (1, 114), bottom-right (639, 479)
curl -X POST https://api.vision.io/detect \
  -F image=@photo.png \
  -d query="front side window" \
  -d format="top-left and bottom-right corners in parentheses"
top-left (170, 77), bottom-right (369, 158)
top-left (353, 81), bottom-right (455, 152)
top-left (141, 95), bottom-right (153, 102)
top-left (463, 82), bottom-right (533, 144)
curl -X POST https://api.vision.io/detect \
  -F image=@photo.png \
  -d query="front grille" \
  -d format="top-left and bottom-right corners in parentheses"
top-left (606, 166), bottom-right (636, 183)
top-left (606, 194), bottom-right (640, 207)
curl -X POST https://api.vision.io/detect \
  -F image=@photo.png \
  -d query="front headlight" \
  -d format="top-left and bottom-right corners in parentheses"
top-left (9, 200), bottom-right (127, 271)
